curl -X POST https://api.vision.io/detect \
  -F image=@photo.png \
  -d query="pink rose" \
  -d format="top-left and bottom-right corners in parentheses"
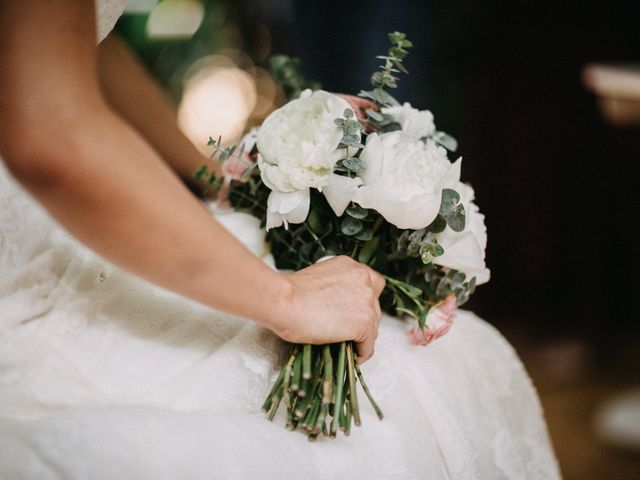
top-left (218, 129), bottom-right (258, 206)
top-left (408, 294), bottom-right (457, 346)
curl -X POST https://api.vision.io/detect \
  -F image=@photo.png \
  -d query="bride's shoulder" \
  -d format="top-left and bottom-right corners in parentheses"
top-left (95, 0), bottom-right (127, 43)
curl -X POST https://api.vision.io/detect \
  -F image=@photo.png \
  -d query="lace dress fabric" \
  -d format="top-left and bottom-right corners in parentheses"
top-left (0, 2), bottom-right (561, 478)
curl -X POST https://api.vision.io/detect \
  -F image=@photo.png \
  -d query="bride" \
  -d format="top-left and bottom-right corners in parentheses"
top-left (0, 1), bottom-right (560, 478)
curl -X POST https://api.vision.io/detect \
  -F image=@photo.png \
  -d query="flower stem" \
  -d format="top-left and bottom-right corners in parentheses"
top-left (354, 358), bottom-right (384, 420)
top-left (282, 346), bottom-right (298, 409)
top-left (291, 351), bottom-right (302, 392)
top-left (330, 342), bottom-right (347, 436)
top-left (261, 367), bottom-right (286, 412)
top-left (322, 345), bottom-right (333, 404)
top-left (346, 342), bottom-right (361, 426)
top-left (268, 383), bottom-right (284, 421)
top-left (302, 344), bottom-right (312, 379)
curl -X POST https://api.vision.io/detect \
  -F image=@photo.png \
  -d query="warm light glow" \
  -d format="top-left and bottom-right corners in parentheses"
top-left (146, 0), bottom-right (204, 39)
top-left (251, 68), bottom-right (279, 118)
top-left (178, 63), bottom-right (257, 153)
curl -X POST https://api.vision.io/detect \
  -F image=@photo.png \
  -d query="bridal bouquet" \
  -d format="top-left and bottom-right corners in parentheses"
top-left (197, 32), bottom-right (489, 441)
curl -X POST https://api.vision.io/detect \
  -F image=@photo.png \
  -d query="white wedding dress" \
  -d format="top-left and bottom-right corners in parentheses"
top-left (0, 2), bottom-right (560, 479)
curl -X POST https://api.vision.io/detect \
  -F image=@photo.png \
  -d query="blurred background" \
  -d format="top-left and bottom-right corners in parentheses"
top-left (116, 1), bottom-right (639, 477)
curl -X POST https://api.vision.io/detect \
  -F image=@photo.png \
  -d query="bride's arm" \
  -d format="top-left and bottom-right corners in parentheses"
top-left (0, 0), bottom-right (383, 361)
top-left (96, 33), bottom-right (216, 193)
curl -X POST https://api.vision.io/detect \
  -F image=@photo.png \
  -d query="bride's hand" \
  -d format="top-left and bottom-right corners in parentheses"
top-left (268, 256), bottom-right (385, 362)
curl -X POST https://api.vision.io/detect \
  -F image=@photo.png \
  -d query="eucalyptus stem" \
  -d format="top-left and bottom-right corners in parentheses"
top-left (345, 398), bottom-right (353, 436)
top-left (302, 344), bottom-right (312, 379)
top-left (282, 346), bottom-right (298, 409)
top-left (262, 339), bottom-right (382, 441)
top-left (330, 342), bottom-right (347, 436)
top-left (261, 367), bottom-right (285, 412)
top-left (291, 352), bottom-right (302, 392)
top-left (268, 383), bottom-right (284, 421)
top-left (346, 342), bottom-right (361, 426)
top-left (354, 358), bottom-right (384, 420)
top-left (322, 345), bottom-right (333, 404)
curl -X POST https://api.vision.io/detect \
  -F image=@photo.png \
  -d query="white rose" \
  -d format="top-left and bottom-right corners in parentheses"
top-left (435, 182), bottom-right (490, 284)
top-left (256, 89), bottom-right (359, 229)
top-left (353, 131), bottom-right (461, 230)
top-left (381, 102), bottom-right (435, 140)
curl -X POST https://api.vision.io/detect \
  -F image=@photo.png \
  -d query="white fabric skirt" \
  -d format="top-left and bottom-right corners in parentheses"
top-left (0, 162), bottom-right (560, 479)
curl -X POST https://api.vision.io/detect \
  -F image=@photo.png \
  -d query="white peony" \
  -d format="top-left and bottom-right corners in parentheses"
top-left (353, 131), bottom-right (461, 230)
top-left (435, 182), bottom-right (490, 284)
top-left (381, 102), bottom-right (435, 140)
top-left (256, 89), bottom-right (359, 229)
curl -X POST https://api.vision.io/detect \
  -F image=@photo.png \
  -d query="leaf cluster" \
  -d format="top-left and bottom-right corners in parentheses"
top-left (269, 55), bottom-right (321, 100)
top-left (358, 31), bottom-right (412, 108)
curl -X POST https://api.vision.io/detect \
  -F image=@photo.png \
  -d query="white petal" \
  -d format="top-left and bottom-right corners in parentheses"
top-left (440, 158), bottom-right (462, 189)
top-left (358, 133), bottom-right (384, 186)
top-left (323, 174), bottom-right (362, 217)
top-left (266, 189), bottom-right (310, 230)
top-left (436, 231), bottom-right (489, 283)
top-left (354, 187), bottom-right (441, 230)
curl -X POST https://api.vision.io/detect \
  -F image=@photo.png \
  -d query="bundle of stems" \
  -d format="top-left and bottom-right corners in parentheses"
top-left (261, 341), bottom-right (383, 441)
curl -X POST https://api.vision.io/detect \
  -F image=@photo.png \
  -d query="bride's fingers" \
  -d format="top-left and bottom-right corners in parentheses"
top-left (374, 300), bottom-right (382, 337)
top-left (367, 268), bottom-right (386, 297)
top-left (355, 333), bottom-right (374, 363)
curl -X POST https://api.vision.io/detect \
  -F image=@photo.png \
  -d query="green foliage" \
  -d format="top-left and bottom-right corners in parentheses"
top-left (269, 55), bottom-right (321, 100)
top-left (396, 229), bottom-right (444, 265)
top-left (439, 189), bottom-right (466, 232)
top-left (431, 131), bottom-right (458, 152)
top-left (358, 31), bottom-right (412, 107)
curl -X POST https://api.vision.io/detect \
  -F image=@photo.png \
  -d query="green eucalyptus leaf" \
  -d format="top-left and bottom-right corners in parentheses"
top-left (358, 89), bottom-right (399, 107)
top-left (417, 303), bottom-right (428, 330)
top-left (388, 31), bottom-right (406, 43)
top-left (346, 119), bottom-right (361, 132)
top-left (432, 131), bottom-right (458, 152)
top-left (366, 109), bottom-right (383, 121)
top-left (396, 306), bottom-right (416, 320)
top-left (427, 215), bottom-right (447, 233)
top-left (355, 227), bottom-right (373, 241)
top-left (340, 134), bottom-right (364, 149)
top-left (341, 217), bottom-right (363, 236)
top-left (432, 243), bottom-right (445, 257)
top-left (194, 164), bottom-right (208, 180)
top-left (342, 157), bottom-right (363, 172)
top-left (468, 276), bottom-right (477, 294)
top-left (420, 250), bottom-right (433, 264)
top-left (307, 209), bottom-right (324, 234)
top-left (389, 47), bottom-right (407, 60)
top-left (456, 289), bottom-right (470, 305)
top-left (436, 276), bottom-right (452, 297)
top-left (446, 205), bottom-right (466, 232)
top-left (346, 204), bottom-right (368, 219)
top-left (343, 108), bottom-right (354, 119)
top-left (358, 236), bottom-right (381, 264)
top-left (439, 189), bottom-right (461, 216)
